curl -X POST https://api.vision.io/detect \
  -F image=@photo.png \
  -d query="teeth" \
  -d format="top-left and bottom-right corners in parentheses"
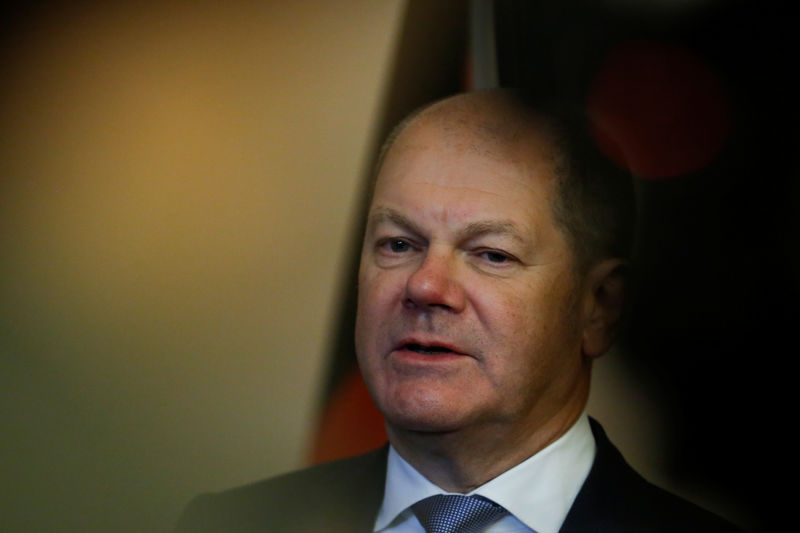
top-left (407, 343), bottom-right (452, 355)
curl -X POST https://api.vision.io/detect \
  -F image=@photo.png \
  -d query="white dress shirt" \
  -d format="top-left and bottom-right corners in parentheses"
top-left (373, 414), bottom-right (596, 533)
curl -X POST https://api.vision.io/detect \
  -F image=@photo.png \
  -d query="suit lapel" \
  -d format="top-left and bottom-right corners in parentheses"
top-left (558, 418), bottom-right (637, 532)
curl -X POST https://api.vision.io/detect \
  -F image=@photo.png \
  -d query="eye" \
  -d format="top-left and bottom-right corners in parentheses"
top-left (473, 248), bottom-right (522, 271)
top-left (390, 239), bottom-right (411, 253)
top-left (481, 250), bottom-right (510, 263)
top-left (380, 238), bottom-right (414, 253)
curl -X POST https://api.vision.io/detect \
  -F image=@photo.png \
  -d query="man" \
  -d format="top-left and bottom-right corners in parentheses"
top-left (175, 90), bottom-right (740, 532)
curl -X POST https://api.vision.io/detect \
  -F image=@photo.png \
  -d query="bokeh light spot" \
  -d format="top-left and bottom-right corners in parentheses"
top-left (588, 40), bottom-right (731, 179)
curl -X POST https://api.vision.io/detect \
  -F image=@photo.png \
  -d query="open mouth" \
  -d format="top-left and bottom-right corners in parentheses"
top-left (404, 343), bottom-right (457, 355)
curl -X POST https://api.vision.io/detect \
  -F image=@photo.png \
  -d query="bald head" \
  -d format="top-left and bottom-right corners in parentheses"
top-left (376, 91), bottom-right (558, 178)
top-left (372, 89), bottom-right (635, 272)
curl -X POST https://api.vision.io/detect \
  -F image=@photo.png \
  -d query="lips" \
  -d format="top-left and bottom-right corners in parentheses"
top-left (394, 338), bottom-right (466, 357)
top-left (405, 343), bottom-right (456, 355)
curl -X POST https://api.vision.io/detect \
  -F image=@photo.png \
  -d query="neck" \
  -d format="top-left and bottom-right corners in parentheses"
top-left (386, 387), bottom-right (589, 493)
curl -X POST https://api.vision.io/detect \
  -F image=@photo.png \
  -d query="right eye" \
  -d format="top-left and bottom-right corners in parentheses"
top-left (382, 239), bottom-right (413, 253)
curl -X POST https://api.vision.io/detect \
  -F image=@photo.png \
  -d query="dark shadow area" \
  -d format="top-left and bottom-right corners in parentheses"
top-left (494, 1), bottom-right (796, 531)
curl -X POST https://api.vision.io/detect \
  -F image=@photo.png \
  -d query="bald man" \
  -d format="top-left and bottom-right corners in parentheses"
top-left (175, 90), bottom-right (740, 533)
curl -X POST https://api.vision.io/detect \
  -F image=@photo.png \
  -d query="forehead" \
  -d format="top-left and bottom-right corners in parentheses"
top-left (369, 110), bottom-right (565, 248)
top-left (375, 107), bottom-right (559, 203)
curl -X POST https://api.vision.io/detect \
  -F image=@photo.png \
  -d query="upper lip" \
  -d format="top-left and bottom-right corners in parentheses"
top-left (394, 337), bottom-right (467, 356)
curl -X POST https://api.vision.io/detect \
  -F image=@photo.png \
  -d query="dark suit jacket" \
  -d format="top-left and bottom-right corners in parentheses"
top-left (174, 419), bottom-right (740, 532)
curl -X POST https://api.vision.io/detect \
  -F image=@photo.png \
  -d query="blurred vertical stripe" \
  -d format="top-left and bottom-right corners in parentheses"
top-left (307, 0), bottom-right (470, 463)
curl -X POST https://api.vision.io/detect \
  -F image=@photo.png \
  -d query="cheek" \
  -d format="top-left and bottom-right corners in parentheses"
top-left (477, 279), bottom-right (579, 368)
top-left (471, 290), bottom-right (539, 380)
top-left (358, 267), bottom-right (399, 315)
top-left (355, 267), bottom-right (402, 350)
top-left (473, 283), bottom-right (541, 342)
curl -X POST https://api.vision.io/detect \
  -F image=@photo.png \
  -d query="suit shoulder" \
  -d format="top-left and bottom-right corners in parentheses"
top-left (561, 420), bottom-right (742, 532)
top-left (613, 464), bottom-right (741, 532)
top-left (174, 447), bottom-right (387, 533)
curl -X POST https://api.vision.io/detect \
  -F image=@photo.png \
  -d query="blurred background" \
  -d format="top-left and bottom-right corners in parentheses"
top-left (1, 1), bottom-right (794, 532)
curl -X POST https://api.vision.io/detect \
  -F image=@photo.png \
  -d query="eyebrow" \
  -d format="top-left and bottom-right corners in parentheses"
top-left (368, 207), bottom-right (528, 245)
top-left (462, 220), bottom-right (527, 244)
top-left (367, 207), bottom-right (425, 236)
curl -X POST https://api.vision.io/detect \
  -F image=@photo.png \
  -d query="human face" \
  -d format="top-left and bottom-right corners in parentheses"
top-left (355, 117), bottom-right (592, 440)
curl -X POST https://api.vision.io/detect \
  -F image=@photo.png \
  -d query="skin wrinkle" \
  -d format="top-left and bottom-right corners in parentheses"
top-left (370, 207), bottom-right (532, 255)
top-left (369, 209), bottom-right (565, 277)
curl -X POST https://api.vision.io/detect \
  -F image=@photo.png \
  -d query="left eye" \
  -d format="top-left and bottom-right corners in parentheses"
top-left (481, 251), bottom-right (510, 263)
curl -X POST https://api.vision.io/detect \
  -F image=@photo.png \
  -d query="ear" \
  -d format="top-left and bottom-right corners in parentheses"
top-left (580, 258), bottom-right (628, 359)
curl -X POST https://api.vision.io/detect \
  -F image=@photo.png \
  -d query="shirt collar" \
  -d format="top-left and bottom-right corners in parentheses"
top-left (375, 414), bottom-right (596, 533)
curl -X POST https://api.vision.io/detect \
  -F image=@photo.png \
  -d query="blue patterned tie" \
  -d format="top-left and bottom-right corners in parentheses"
top-left (411, 494), bottom-right (507, 533)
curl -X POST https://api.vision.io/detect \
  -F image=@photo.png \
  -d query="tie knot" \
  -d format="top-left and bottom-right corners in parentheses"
top-left (411, 494), bottom-right (507, 533)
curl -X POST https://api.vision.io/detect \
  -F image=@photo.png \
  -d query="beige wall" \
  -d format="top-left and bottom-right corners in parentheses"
top-left (0, 2), bottom-right (406, 532)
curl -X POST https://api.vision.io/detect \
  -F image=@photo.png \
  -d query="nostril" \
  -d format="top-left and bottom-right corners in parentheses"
top-left (403, 298), bottom-right (453, 312)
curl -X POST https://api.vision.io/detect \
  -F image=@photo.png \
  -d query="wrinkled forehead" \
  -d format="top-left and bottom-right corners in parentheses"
top-left (379, 95), bottom-right (561, 190)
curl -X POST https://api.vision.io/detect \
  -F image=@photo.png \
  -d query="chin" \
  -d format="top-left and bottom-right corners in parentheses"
top-left (386, 413), bottom-right (459, 434)
top-left (380, 391), bottom-right (475, 434)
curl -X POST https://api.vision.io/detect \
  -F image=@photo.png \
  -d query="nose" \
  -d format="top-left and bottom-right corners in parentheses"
top-left (404, 247), bottom-right (466, 313)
